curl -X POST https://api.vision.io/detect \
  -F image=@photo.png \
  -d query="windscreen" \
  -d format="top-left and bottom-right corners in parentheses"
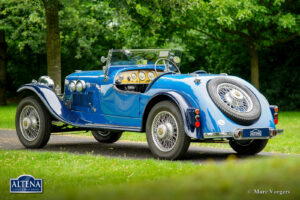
top-left (109, 49), bottom-right (182, 67)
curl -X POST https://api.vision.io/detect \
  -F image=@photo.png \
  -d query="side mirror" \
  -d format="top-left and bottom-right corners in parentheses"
top-left (101, 56), bottom-right (107, 63)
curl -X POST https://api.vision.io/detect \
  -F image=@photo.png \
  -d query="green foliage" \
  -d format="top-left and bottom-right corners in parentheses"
top-left (0, 0), bottom-right (299, 109)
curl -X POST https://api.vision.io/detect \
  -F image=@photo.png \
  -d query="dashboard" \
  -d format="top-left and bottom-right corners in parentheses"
top-left (115, 69), bottom-right (163, 93)
top-left (115, 69), bottom-right (162, 85)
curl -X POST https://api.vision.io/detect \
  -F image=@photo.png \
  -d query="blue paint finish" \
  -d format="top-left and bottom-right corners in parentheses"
top-left (18, 85), bottom-right (88, 125)
top-left (140, 91), bottom-right (198, 138)
top-left (17, 84), bottom-right (142, 131)
top-left (18, 64), bottom-right (277, 140)
top-left (141, 74), bottom-right (276, 138)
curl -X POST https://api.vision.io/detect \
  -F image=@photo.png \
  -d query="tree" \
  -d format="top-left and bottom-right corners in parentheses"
top-left (173, 0), bottom-right (299, 89)
top-left (0, 31), bottom-right (7, 105)
top-left (115, 0), bottom-right (299, 89)
top-left (0, 0), bottom-right (46, 102)
top-left (42, 0), bottom-right (61, 91)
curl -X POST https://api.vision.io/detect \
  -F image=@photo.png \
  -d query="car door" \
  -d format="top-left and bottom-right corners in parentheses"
top-left (100, 77), bottom-right (140, 118)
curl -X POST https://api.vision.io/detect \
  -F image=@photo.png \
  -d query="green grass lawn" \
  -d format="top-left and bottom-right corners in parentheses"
top-left (1, 104), bottom-right (299, 154)
top-left (0, 104), bottom-right (17, 130)
top-left (1, 105), bottom-right (300, 200)
top-left (0, 150), bottom-right (299, 200)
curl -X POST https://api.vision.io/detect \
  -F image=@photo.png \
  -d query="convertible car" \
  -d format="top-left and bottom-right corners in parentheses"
top-left (15, 49), bottom-right (283, 160)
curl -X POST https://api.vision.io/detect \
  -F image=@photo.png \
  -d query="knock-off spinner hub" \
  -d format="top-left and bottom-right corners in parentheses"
top-left (157, 123), bottom-right (174, 139)
top-left (23, 117), bottom-right (31, 130)
top-left (22, 117), bottom-right (38, 130)
top-left (230, 89), bottom-right (244, 100)
top-left (225, 89), bottom-right (244, 107)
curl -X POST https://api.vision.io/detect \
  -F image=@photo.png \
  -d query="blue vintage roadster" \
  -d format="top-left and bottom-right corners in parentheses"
top-left (16, 49), bottom-right (283, 159)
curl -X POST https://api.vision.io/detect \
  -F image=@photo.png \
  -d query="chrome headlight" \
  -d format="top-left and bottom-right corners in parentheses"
top-left (75, 80), bottom-right (86, 92)
top-left (68, 81), bottom-right (76, 92)
top-left (38, 76), bottom-right (54, 89)
top-left (65, 79), bottom-right (69, 86)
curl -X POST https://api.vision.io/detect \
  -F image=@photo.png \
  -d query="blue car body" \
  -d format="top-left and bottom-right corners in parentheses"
top-left (17, 64), bottom-right (278, 140)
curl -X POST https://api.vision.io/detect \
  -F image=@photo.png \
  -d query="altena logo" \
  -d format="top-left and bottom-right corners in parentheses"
top-left (10, 175), bottom-right (43, 193)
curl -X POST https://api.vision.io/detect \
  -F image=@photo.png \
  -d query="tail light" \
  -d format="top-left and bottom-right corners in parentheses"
top-left (194, 109), bottom-right (200, 128)
top-left (274, 106), bottom-right (278, 125)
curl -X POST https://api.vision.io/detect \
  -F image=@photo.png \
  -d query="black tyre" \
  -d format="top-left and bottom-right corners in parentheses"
top-left (15, 96), bottom-right (51, 148)
top-left (229, 139), bottom-right (268, 155)
top-left (91, 130), bottom-right (122, 143)
top-left (146, 101), bottom-right (190, 160)
top-left (207, 77), bottom-right (261, 125)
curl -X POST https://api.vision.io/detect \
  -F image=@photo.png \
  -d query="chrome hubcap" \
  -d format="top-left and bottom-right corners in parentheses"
top-left (19, 105), bottom-right (40, 141)
top-left (152, 111), bottom-right (178, 152)
top-left (217, 83), bottom-right (253, 112)
top-left (22, 117), bottom-right (31, 130)
top-left (157, 123), bottom-right (174, 140)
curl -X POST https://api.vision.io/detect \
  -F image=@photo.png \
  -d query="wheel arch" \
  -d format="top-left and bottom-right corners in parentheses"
top-left (17, 86), bottom-right (54, 119)
top-left (142, 91), bottom-right (198, 138)
top-left (17, 88), bottom-right (38, 99)
top-left (17, 84), bottom-right (87, 125)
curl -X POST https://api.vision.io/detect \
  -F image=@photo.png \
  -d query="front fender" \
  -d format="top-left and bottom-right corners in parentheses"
top-left (142, 91), bottom-right (198, 139)
top-left (17, 84), bottom-right (88, 125)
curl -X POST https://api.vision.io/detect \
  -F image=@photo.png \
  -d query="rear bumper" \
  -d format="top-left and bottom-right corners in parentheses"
top-left (203, 128), bottom-right (284, 140)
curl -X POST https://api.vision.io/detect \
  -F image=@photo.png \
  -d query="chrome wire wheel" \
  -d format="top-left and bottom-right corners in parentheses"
top-left (19, 105), bottom-right (40, 142)
top-left (151, 111), bottom-right (179, 152)
top-left (217, 83), bottom-right (253, 113)
top-left (207, 77), bottom-right (261, 125)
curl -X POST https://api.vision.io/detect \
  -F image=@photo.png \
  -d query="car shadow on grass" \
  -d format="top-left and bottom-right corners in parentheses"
top-left (40, 141), bottom-right (266, 163)
top-left (0, 130), bottom-right (272, 163)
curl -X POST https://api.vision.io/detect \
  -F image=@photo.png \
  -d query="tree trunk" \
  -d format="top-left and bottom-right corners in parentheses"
top-left (0, 31), bottom-right (7, 105)
top-left (249, 45), bottom-right (259, 89)
top-left (44, 0), bottom-right (61, 92)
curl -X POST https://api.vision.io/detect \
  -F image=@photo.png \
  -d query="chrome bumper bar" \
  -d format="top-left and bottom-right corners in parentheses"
top-left (203, 128), bottom-right (284, 140)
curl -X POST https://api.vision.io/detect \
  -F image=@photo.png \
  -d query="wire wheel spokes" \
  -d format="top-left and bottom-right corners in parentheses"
top-left (151, 111), bottom-right (179, 152)
top-left (217, 83), bottom-right (253, 113)
top-left (19, 105), bottom-right (40, 141)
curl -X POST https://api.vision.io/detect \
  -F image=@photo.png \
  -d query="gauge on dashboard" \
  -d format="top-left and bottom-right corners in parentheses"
top-left (131, 73), bottom-right (137, 80)
top-left (139, 72), bottom-right (146, 81)
top-left (148, 72), bottom-right (155, 80)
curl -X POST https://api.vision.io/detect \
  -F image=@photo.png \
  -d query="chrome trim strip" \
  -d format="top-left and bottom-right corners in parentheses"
top-left (203, 132), bottom-right (233, 138)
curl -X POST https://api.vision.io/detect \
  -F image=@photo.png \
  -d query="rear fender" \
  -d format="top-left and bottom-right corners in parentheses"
top-left (142, 91), bottom-right (198, 138)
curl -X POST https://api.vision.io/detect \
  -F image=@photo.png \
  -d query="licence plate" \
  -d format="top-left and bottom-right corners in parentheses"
top-left (242, 128), bottom-right (269, 138)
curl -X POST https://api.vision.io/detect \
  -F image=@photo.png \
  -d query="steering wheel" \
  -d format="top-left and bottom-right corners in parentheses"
top-left (154, 58), bottom-right (181, 75)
